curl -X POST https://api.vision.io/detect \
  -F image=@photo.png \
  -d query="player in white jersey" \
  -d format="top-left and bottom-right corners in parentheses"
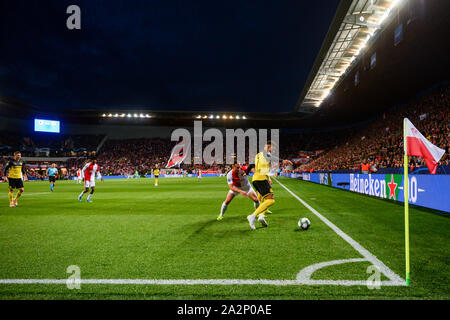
top-left (78, 158), bottom-right (102, 202)
top-left (76, 168), bottom-right (82, 184)
top-left (217, 163), bottom-right (260, 220)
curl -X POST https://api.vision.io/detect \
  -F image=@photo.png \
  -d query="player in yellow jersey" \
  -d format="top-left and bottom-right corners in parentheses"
top-left (153, 164), bottom-right (160, 186)
top-left (3, 151), bottom-right (28, 207)
top-left (246, 141), bottom-right (292, 230)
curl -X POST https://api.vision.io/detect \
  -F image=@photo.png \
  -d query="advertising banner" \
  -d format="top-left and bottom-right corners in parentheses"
top-left (290, 172), bottom-right (449, 212)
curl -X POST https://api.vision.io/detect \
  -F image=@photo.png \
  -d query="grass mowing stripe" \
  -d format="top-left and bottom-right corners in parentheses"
top-left (274, 177), bottom-right (406, 286)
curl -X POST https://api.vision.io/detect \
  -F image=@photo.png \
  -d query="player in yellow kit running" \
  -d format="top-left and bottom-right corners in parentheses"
top-left (153, 164), bottom-right (160, 186)
top-left (3, 151), bottom-right (28, 207)
top-left (246, 141), bottom-right (292, 230)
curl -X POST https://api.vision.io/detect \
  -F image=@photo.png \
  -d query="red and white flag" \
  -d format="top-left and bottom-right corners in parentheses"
top-left (166, 141), bottom-right (190, 168)
top-left (404, 118), bottom-right (445, 174)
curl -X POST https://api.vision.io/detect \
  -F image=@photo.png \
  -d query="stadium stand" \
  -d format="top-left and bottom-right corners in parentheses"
top-left (299, 85), bottom-right (449, 174)
top-left (1, 85), bottom-right (448, 179)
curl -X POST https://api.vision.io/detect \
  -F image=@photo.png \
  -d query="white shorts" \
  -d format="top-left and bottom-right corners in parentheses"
top-left (229, 184), bottom-right (255, 196)
top-left (84, 179), bottom-right (95, 188)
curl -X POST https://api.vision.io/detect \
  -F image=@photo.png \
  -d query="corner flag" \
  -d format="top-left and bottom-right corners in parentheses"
top-left (403, 118), bottom-right (445, 286)
top-left (405, 118), bottom-right (445, 174)
top-left (166, 141), bottom-right (190, 168)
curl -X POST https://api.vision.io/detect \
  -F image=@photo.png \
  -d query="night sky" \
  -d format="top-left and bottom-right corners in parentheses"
top-left (0, 0), bottom-right (339, 112)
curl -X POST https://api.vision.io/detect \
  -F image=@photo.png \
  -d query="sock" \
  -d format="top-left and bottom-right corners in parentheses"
top-left (255, 193), bottom-right (267, 213)
top-left (253, 198), bottom-right (275, 216)
top-left (14, 190), bottom-right (23, 201)
top-left (50, 184), bottom-right (54, 191)
top-left (155, 177), bottom-right (158, 185)
top-left (87, 193), bottom-right (92, 201)
top-left (8, 190), bottom-right (14, 204)
top-left (220, 202), bottom-right (228, 216)
top-left (79, 192), bottom-right (85, 199)
top-left (254, 201), bottom-right (260, 210)
top-left (257, 193), bottom-right (263, 203)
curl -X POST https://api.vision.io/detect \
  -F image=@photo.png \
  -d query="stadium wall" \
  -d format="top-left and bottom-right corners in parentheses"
top-left (281, 173), bottom-right (449, 213)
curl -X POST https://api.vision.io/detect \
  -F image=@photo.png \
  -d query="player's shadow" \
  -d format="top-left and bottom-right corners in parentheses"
top-left (215, 215), bottom-right (267, 231)
top-left (190, 219), bottom-right (217, 236)
top-left (180, 216), bottom-right (255, 244)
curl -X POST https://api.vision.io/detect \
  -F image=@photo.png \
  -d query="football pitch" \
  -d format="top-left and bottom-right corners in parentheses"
top-left (0, 177), bottom-right (448, 300)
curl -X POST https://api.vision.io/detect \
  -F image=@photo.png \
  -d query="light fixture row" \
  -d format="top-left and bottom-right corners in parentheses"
top-left (101, 113), bottom-right (152, 118)
top-left (312, 0), bottom-right (403, 107)
top-left (195, 115), bottom-right (247, 120)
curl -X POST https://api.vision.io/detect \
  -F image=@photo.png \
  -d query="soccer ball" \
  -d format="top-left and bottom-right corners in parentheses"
top-left (298, 217), bottom-right (310, 230)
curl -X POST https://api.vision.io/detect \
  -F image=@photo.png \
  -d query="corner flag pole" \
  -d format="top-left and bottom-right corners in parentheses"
top-left (403, 118), bottom-right (411, 286)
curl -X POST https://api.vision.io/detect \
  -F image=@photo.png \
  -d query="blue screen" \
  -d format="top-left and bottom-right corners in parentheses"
top-left (34, 119), bottom-right (60, 133)
top-left (394, 24), bottom-right (403, 46)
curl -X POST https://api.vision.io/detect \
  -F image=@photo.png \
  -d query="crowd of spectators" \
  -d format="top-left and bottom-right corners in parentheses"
top-left (96, 138), bottom-right (176, 176)
top-left (1, 85), bottom-right (448, 177)
top-left (299, 85), bottom-right (449, 173)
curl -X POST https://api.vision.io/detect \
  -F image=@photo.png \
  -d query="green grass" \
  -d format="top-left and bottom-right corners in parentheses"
top-left (0, 177), bottom-right (448, 299)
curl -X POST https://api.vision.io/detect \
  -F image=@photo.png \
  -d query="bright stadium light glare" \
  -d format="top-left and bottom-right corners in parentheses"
top-left (222, 115), bottom-right (227, 119)
top-left (134, 113), bottom-right (138, 118)
top-left (236, 115), bottom-right (240, 119)
top-left (108, 113), bottom-right (113, 117)
top-left (379, 7), bottom-right (392, 25)
top-left (202, 115), bottom-right (207, 119)
top-left (216, 115), bottom-right (220, 119)
top-left (196, 115), bottom-right (201, 119)
top-left (114, 113), bottom-right (119, 117)
top-left (229, 115), bottom-right (233, 119)
top-left (242, 115), bottom-right (247, 119)
top-left (101, 113), bottom-right (106, 117)
top-left (120, 113), bottom-right (125, 117)
top-left (391, 0), bottom-right (402, 9)
top-left (145, 114), bottom-right (151, 118)
top-left (299, 0), bottom-right (407, 110)
top-left (209, 115), bottom-right (214, 119)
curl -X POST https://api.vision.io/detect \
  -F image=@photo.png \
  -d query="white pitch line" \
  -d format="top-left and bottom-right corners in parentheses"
top-left (297, 258), bottom-right (368, 282)
top-left (0, 278), bottom-right (404, 286)
top-left (274, 178), bottom-right (405, 286)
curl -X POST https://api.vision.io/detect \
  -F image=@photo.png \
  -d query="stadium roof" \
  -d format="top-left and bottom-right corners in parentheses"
top-left (295, 0), bottom-right (405, 112)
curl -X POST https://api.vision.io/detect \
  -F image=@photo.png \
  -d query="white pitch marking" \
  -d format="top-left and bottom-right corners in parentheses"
top-left (274, 178), bottom-right (405, 286)
top-left (297, 258), bottom-right (367, 283)
top-left (0, 278), bottom-right (404, 286)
